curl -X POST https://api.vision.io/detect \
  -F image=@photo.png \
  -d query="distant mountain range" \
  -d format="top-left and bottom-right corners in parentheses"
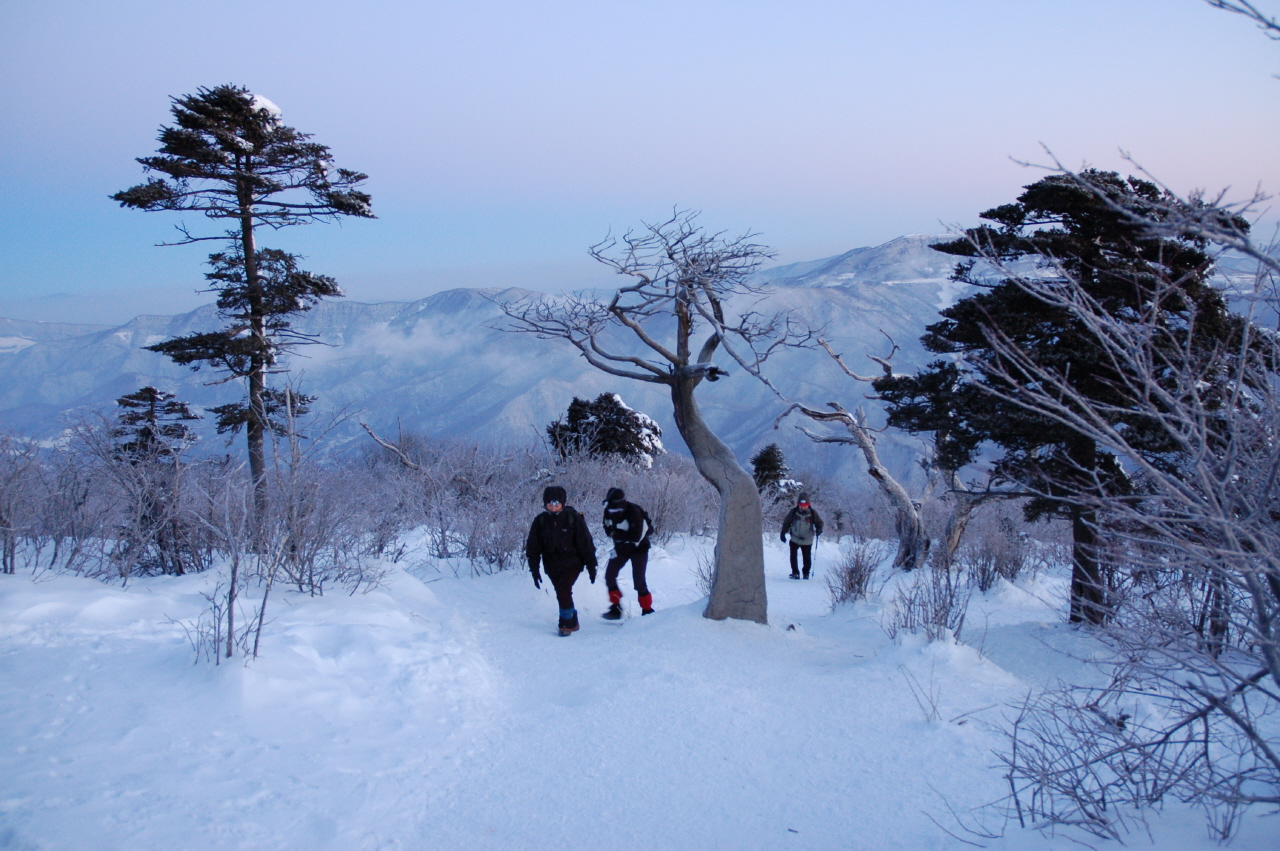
top-left (0, 234), bottom-right (1258, 486)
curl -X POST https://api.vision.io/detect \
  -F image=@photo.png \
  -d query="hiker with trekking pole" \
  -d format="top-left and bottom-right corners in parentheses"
top-left (780, 492), bottom-right (823, 579)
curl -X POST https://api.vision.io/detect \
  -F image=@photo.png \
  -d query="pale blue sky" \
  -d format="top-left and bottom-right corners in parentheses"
top-left (3, 0), bottom-right (1278, 322)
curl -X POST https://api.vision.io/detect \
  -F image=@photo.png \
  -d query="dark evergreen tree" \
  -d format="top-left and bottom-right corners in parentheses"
top-left (874, 170), bottom-right (1250, 624)
top-left (114, 84), bottom-right (373, 521)
top-left (111, 387), bottom-right (202, 575)
top-left (547, 393), bottom-right (663, 461)
top-left (750, 443), bottom-right (789, 492)
top-left (112, 386), bottom-right (201, 458)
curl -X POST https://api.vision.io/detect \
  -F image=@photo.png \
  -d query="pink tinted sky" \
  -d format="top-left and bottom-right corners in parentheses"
top-left (2, 0), bottom-right (1278, 323)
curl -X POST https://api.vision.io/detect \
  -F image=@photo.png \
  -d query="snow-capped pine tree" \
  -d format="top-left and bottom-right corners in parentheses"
top-left (113, 84), bottom-right (373, 523)
top-left (112, 386), bottom-right (201, 459)
top-left (749, 443), bottom-right (788, 493)
top-left (547, 393), bottom-right (664, 463)
top-left (875, 170), bottom-right (1253, 624)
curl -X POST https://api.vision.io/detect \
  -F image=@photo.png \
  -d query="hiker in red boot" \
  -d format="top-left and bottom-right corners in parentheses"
top-left (600, 487), bottom-right (654, 618)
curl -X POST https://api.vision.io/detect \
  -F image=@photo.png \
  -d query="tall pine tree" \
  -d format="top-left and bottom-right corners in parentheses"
top-left (875, 170), bottom-right (1250, 623)
top-left (114, 84), bottom-right (372, 522)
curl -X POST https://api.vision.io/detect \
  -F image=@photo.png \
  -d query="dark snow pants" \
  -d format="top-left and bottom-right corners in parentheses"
top-left (789, 542), bottom-right (812, 577)
top-left (605, 550), bottom-right (649, 597)
top-left (545, 564), bottom-right (583, 612)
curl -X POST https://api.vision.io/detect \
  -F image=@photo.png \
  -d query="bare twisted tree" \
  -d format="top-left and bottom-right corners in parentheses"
top-left (500, 210), bottom-right (810, 623)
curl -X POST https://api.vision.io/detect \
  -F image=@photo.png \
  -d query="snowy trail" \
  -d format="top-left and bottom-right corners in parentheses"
top-left (419, 544), bottom-right (1009, 851)
top-left (2, 539), bottom-right (1274, 850)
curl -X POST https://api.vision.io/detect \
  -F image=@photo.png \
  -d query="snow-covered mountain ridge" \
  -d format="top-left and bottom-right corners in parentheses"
top-left (756, 234), bottom-right (955, 293)
top-left (0, 237), bottom-right (961, 470)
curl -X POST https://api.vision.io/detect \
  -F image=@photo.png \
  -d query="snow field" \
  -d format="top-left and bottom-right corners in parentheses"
top-left (1, 536), bottom-right (1275, 850)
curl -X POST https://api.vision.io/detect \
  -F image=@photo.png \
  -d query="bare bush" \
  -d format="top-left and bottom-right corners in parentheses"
top-left (596, 453), bottom-right (718, 543)
top-left (827, 536), bottom-right (891, 607)
top-left (38, 416), bottom-right (216, 581)
top-left (172, 582), bottom-right (229, 665)
top-left (0, 434), bottom-right (42, 574)
top-left (693, 546), bottom-right (715, 599)
top-left (955, 512), bottom-right (1031, 593)
top-left (883, 565), bottom-right (972, 642)
top-left (1002, 653), bottom-right (1275, 841)
top-left (361, 425), bottom-right (720, 577)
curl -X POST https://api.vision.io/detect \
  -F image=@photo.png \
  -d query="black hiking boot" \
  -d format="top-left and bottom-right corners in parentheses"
top-left (602, 603), bottom-right (623, 620)
top-left (803, 572), bottom-right (811, 580)
top-left (789, 572), bottom-right (801, 580)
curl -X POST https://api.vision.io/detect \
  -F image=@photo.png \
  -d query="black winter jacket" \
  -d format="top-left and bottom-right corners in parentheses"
top-left (526, 506), bottom-right (597, 575)
top-left (602, 501), bottom-right (651, 557)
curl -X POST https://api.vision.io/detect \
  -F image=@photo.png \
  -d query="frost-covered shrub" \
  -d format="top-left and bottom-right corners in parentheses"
top-left (958, 517), bottom-right (1029, 593)
top-left (8, 419), bottom-right (721, 582)
top-left (0, 434), bottom-right (42, 575)
top-left (883, 565), bottom-right (971, 642)
top-left (355, 431), bottom-right (719, 575)
top-left (827, 536), bottom-right (890, 607)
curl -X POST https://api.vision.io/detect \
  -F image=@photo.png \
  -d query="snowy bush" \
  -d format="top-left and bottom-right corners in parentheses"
top-left (356, 428), bottom-right (719, 576)
top-left (883, 565), bottom-right (972, 643)
top-left (0, 434), bottom-right (42, 575)
top-left (956, 517), bottom-right (1029, 593)
top-left (1001, 654), bottom-right (1277, 842)
top-left (827, 536), bottom-right (890, 607)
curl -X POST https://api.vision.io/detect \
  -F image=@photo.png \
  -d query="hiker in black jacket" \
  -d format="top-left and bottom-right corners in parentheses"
top-left (780, 492), bottom-right (824, 579)
top-left (600, 487), bottom-right (653, 619)
top-left (526, 485), bottom-right (597, 636)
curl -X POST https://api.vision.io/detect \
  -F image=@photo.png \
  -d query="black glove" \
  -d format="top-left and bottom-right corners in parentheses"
top-left (780, 533), bottom-right (787, 543)
top-left (532, 570), bottom-right (542, 589)
top-left (588, 567), bottom-right (597, 584)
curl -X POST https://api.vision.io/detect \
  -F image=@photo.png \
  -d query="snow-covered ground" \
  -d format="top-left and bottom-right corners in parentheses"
top-left (1, 536), bottom-right (1275, 850)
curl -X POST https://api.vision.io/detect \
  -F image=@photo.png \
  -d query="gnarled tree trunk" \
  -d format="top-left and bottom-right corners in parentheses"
top-left (672, 374), bottom-right (767, 623)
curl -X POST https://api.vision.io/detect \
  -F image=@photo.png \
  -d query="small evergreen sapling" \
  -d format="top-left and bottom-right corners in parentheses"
top-left (110, 387), bottom-right (202, 576)
top-left (112, 386), bottom-right (201, 459)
